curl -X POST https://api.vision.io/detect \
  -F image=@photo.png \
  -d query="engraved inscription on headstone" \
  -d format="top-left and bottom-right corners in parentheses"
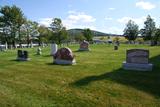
top-left (126, 49), bottom-right (149, 64)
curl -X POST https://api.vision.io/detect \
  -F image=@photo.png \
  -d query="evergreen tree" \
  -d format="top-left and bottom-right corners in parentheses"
top-left (140, 15), bottom-right (156, 45)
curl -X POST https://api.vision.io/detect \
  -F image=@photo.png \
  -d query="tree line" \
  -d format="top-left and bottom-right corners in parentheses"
top-left (0, 5), bottom-right (93, 49)
top-left (123, 15), bottom-right (160, 45)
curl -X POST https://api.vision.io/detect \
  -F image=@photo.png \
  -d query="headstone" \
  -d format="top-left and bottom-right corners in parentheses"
top-left (114, 41), bottom-right (119, 50)
top-left (37, 47), bottom-right (42, 55)
top-left (23, 51), bottom-right (28, 59)
top-left (17, 50), bottom-right (30, 61)
top-left (51, 43), bottom-right (58, 56)
top-left (53, 47), bottom-right (76, 65)
top-left (122, 49), bottom-right (153, 71)
top-left (17, 50), bottom-right (23, 58)
top-left (78, 40), bottom-right (90, 51)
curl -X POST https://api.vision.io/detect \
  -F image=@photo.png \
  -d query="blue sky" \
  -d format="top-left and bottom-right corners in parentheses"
top-left (1, 0), bottom-right (160, 34)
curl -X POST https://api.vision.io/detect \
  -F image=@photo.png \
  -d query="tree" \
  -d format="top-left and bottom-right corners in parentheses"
top-left (82, 28), bottom-right (93, 42)
top-left (0, 5), bottom-right (26, 48)
top-left (50, 18), bottom-right (68, 46)
top-left (154, 28), bottom-right (160, 43)
top-left (123, 20), bottom-right (139, 43)
top-left (9, 5), bottom-right (26, 48)
top-left (140, 15), bottom-right (156, 45)
top-left (22, 20), bottom-right (39, 47)
top-left (0, 18), bottom-right (11, 49)
top-left (56, 27), bottom-right (68, 45)
top-left (38, 25), bottom-right (52, 45)
top-left (0, 6), bottom-right (13, 48)
top-left (75, 33), bottom-right (86, 42)
top-left (50, 18), bottom-right (62, 31)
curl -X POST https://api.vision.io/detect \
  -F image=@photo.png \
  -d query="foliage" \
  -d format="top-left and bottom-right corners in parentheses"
top-left (0, 5), bottom-right (26, 47)
top-left (74, 33), bottom-right (86, 42)
top-left (123, 20), bottom-right (139, 43)
top-left (38, 25), bottom-right (52, 45)
top-left (154, 28), bottom-right (160, 43)
top-left (82, 28), bottom-right (93, 42)
top-left (140, 15), bottom-right (156, 41)
top-left (99, 36), bottom-right (107, 41)
top-left (50, 18), bottom-right (68, 45)
top-left (135, 38), bottom-right (144, 44)
top-left (112, 36), bottom-right (120, 42)
top-left (22, 20), bottom-right (39, 46)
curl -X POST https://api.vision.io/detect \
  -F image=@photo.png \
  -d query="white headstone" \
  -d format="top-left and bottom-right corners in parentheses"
top-left (37, 47), bottom-right (42, 55)
top-left (5, 42), bottom-right (8, 50)
top-left (51, 43), bottom-right (58, 55)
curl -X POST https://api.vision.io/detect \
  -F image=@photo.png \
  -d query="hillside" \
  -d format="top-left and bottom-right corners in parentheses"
top-left (67, 28), bottom-right (123, 37)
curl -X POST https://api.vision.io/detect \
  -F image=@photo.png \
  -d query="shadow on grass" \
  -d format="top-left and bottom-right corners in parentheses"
top-left (46, 62), bottom-right (74, 66)
top-left (73, 50), bottom-right (90, 53)
top-left (71, 55), bottom-right (160, 97)
top-left (10, 59), bottom-right (29, 62)
top-left (43, 55), bottom-right (51, 57)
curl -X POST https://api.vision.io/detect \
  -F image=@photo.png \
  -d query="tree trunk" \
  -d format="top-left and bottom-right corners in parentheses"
top-left (18, 27), bottom-right (22, 48)
top-left (5, 42), bottom-right (8, 50)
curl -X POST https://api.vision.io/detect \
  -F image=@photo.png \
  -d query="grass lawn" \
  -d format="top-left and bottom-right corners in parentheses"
top-left (0, 44), bottom-right (160, 107)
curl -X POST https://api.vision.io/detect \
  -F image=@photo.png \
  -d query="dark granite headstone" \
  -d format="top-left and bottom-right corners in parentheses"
top-left (17, 50), bottom-right (30, 61)
top-left (17, 50), bottom-right (23, 58)
top-left (123, 49), bottom-right (153, 71)
top-left (23, 51), bottom-right (28, 59)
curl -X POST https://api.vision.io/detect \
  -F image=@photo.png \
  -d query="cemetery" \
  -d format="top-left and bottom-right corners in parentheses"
top-left (0, 2), bottom-right (160, 107)
top-left (0, 44), bottom-right (160, 106)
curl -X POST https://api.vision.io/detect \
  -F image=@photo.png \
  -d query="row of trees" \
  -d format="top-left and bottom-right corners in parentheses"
top-left (124, 15), bottom-right (160, 45)
top-left (0, 5), bottom-right (93, 49)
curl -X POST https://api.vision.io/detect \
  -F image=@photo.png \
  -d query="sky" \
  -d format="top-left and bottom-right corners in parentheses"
top-left (0, 0), bottom-right (160, 34)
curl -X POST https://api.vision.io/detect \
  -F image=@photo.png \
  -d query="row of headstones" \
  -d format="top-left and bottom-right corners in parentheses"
top-left (16, 40), bottom-right (153, 71)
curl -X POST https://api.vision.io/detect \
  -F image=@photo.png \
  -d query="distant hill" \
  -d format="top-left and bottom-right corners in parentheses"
top-left (67, 28), bottom-right (123, 37)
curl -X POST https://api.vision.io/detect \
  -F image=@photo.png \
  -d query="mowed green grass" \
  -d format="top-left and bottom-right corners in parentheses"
top-left (0, 44), bottom-right (160, 107)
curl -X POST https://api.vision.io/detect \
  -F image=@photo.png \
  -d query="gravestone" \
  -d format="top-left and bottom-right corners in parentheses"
top-left (78, 40), bottom-right (90, 51)
top-left (53, 47), bottom-right (76, 65)
top-left (51, 43), bottom-right (58, 56)
top-left (17, 50), bottom-right (23, 58)
top-left (17, 50), bottom-right (30, 61)
top-left (114, 41), bottom-right (119, 50)
top-left (37, 47), bottom-right (42, 55)
top-left (122, 49), bottom-right (153, 71)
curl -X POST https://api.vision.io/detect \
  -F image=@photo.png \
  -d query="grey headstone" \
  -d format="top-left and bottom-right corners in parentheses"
top-left (123, 49), bottom-right (153, 71)
top-left (126, 49), bottom-right (149, 64)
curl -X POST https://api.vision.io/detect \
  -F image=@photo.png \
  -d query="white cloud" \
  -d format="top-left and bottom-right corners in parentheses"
top-left (108, 8), bottom-right (115, 10)
top-left (117, 16), bottom-right (146, 27)
top-left (63, 11), bottom-right (96, 29)
top-left (136, 1), bottom-right (156, 10)
top-left (38, 18), bottom-right (53, 27)
top-left (101, 27), bottom-right (123, 35)
top-left (38, 11), bottom-right (96, 30)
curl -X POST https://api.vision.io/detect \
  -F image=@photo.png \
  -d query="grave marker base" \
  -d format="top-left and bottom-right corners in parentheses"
top-left (54, 59), bottom-right (76, 65)
top-left (123, 61), bottom-right (153, 71)
top-left (17, 57), bottom-right (30, 61)
top-left (78, 48), bottom-right (90, 51)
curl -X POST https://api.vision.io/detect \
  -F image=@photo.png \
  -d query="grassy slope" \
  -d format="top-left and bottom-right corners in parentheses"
top-left (0, 44), bottom-right (160, 107)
